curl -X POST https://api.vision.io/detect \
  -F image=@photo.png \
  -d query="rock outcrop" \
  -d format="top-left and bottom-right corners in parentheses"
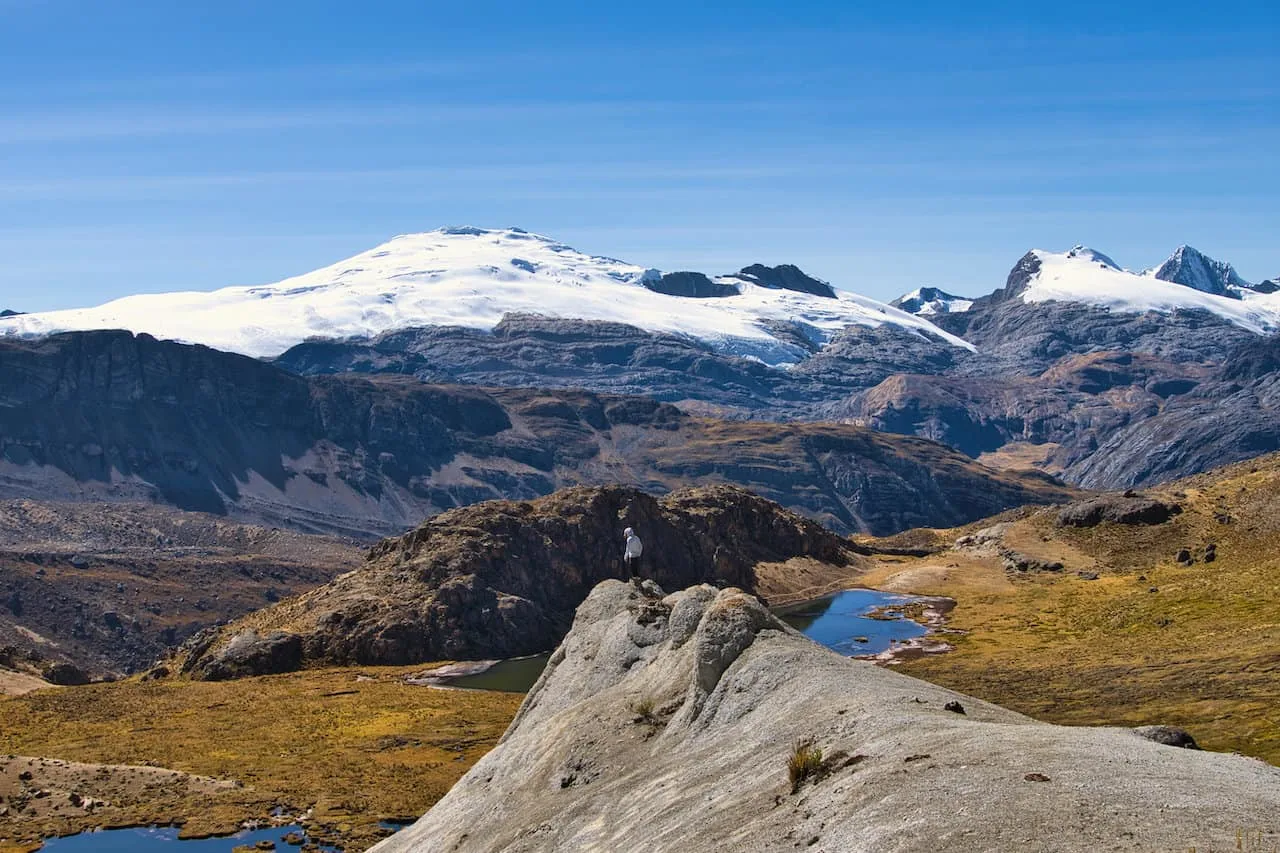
top-left (177, 485), bottom-right (873, 676)
top-left (373, 582), bottom-right (1280, 853)
top-left (1055, 494), bottom-right (1182, 527)
top-left (736, 264), bottom-right (837, 299)
top-left (642, 271), bottom-right (740, 299)
top-left (175, 484), bottom-right (880, 676)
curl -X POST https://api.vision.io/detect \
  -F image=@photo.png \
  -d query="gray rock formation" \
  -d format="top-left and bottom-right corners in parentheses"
top-left (736, 264), bottom-right (836, 298)
top-left (275, 315), bottom-right (818, 413)
top-left (642, 271), bottom-right (739, 299)
top-left (373, 582), bottom-right (1280, 853)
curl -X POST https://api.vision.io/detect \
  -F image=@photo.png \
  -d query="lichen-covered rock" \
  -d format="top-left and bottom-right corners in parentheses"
top-left (1056, 495), bottom-right (1182, 528)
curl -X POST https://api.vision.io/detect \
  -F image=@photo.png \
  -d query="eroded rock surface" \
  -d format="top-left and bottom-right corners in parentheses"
top-left (373, 582), bottom-right (1280, 853)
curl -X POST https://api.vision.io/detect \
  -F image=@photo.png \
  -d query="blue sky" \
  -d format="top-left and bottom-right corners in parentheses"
top-left (1, 0), bottom-right (1277, 310)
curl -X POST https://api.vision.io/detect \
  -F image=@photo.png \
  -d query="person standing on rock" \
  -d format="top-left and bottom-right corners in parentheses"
top-left (623, 526), bottom-right (643, 586)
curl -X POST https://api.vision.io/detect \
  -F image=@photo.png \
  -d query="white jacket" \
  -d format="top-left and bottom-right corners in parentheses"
top-left (624, 532), bottom-right (643, 559)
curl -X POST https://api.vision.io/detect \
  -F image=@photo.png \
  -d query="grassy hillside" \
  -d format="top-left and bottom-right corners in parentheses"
top-left (863, 453), bottom-right (1280, 765)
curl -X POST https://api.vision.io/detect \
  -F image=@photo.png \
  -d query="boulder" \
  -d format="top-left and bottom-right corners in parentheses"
top-left (194, 630), bottom-right (303, 681)
top-left (41, 662), bottom-right (90, 686)
top-left (1134, 725), bottom-right (1200, 750)
top-left (1056, 495), bottom-right (1182, 528)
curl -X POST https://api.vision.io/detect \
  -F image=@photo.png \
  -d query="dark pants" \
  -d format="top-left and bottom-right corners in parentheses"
top-left (625, 554), bottom-right (641, 580)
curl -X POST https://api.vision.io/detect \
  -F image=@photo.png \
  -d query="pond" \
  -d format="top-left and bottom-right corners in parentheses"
top-left (442, 654), bottom-right (551, 693)
top-left (776, 588), bottom-right (930, 656)
top-left (39, 824), bottom-right (339, 852)
top-left (432, 588), bottom-right (933, 693)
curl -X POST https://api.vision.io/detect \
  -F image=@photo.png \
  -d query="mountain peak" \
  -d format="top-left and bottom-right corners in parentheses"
top-left (0, 226), bottom-right (973, 362)
top-left (1064, 246), bottom-right (1121, 269)
top-left (1008, 245), bottom-right (1280, 335)
top-left (1151, 244), bottom-right (1249, 296)
top-left (891, 286), bottom-right (974, 316)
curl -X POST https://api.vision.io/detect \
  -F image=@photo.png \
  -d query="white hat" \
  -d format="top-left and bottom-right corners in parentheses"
top-left (624, 527), bottom-right (634, 537)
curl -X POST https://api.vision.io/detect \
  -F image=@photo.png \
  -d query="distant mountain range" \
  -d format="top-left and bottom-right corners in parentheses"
top-left (2, 229), bottom-right (1277, 354)
top-left (0, 228), bottom-right (1277, 510)
top-left (0, 330), bottom-right (1071, 539)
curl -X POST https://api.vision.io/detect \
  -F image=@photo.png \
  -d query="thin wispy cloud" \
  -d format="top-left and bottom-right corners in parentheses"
top-left (0, 1), bottom-right (1274, 308)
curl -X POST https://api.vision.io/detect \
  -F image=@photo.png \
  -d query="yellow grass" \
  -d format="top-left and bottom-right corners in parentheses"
top-left (0, 666), bottom-right (522, 851)
top-left (863, 456), bottom-right (1280, 766)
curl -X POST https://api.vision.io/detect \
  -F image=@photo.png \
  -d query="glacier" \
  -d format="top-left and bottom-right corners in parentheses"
top-left (0, 226), bottom-right (974, 364)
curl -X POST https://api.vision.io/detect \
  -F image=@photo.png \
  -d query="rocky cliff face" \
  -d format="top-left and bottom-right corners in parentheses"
top-left (736, 264), bottom-right (837, 298)
top-left (0, 331), bottom-right (1069, 538)
top-left (371, 581), bottom-right (1280, 853)
top-left (176, 485), bottom-right (872, 675)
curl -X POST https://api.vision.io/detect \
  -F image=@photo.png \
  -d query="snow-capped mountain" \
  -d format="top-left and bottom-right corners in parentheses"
top-left (1150, 245), bottom-right (1262, 297)
top-left (890, 287), bottom-right (974, 316)
top-left (0, 226), bottom-right (971, 365)
top-left (1016, 245), bottom-right (1280, 334)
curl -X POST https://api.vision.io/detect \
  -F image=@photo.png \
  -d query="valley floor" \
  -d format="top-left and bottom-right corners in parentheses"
top-left (3, 455), bottom-right (1279, 850)
top-left (0, 667), bottom-right (521, 853)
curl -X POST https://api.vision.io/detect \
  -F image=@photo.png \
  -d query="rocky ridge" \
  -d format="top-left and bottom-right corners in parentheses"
top-left (0, 330), bottom-right (1070, 538)
top-left (372, 581), bottom-right (1280, 853)
top-left (174, 485), bottom-right (873, 677)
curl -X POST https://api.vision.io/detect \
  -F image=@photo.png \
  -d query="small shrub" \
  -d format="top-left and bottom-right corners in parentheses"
top-left (788, 738), bottom-right (824, 793)
top-left (629, 696), bottom-right (659, 725)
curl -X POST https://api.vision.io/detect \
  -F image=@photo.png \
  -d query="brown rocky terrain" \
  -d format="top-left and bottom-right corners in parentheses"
top-left (0, 500), bottom-right (362, 677)
top-left (174, 485), bottom-right (878, 677)
top-left (0, 755), bottom-right (264, 850)
top-left (0, 666), bottom-right (522, 852)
